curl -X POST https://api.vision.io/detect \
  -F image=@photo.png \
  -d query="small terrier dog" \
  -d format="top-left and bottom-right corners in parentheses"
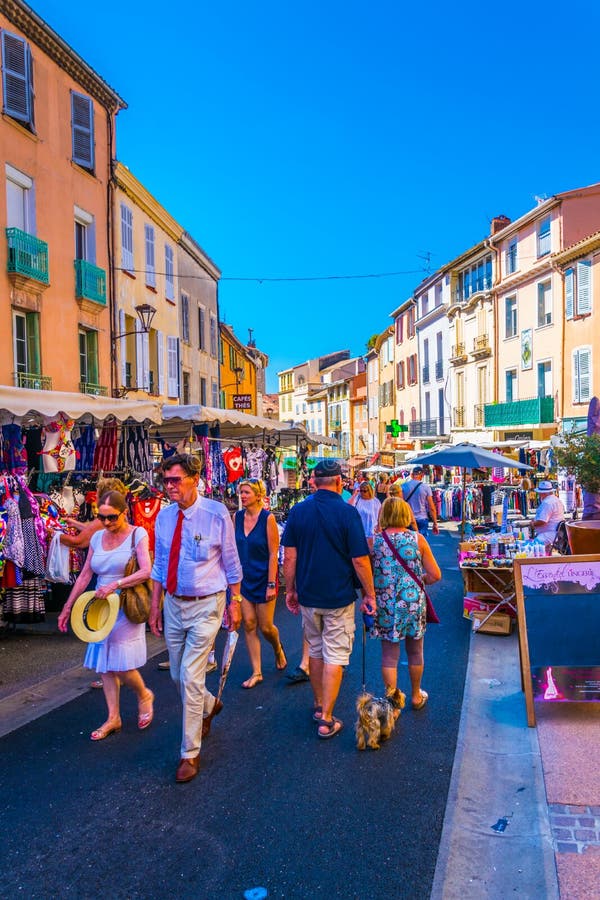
top-left (355, 687), bottom-right (406, 750)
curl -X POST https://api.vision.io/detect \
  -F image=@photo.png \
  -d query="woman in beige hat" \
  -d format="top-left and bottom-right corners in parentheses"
top-left (58, 491), bottom-right (154, 741)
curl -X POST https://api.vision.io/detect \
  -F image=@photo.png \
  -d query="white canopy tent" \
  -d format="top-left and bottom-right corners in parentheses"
top-left (0, 385), bottom-right (161, 424)
top-left (158, 405), bottom-right (336, 447)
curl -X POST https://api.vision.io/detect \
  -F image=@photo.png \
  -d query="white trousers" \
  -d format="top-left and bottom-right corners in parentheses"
top-left (163, 590), bottom-right (226, 758)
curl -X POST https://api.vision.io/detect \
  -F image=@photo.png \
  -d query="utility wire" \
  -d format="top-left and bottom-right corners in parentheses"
top-left (114, 266), bottom-right (426, 283)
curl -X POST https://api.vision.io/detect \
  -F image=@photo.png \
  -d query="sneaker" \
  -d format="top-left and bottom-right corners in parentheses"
top-left (206, 660), bottom-right (218, 673)
top-left (158, 660), bottom-right (170, 670)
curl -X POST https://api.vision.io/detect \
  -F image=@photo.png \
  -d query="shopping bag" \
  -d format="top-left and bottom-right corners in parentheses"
top-left (45, 531), bottom-right (71, 583)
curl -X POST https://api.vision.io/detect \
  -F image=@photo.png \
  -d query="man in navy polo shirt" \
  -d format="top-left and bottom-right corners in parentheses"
top-left (282, 460), bottom-right (376, 739)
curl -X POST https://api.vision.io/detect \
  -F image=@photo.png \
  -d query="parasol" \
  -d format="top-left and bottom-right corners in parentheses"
top-left (216, 629), bottom-right (239, 704)
top-left (405, 442), bottom-right (533, 537)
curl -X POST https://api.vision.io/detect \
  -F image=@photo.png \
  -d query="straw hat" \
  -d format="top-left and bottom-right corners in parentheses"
top-left (70, 591), bottom-right (120, 643)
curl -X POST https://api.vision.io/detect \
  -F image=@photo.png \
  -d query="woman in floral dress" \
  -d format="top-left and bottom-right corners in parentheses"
top-left (371, 498), bottom-right (441, 709)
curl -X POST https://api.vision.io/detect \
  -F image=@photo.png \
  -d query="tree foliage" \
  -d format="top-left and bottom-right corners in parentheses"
top-left (366, 334), bottom-right (378, 350)
top-left (555, 432), bottom-right (600, 494)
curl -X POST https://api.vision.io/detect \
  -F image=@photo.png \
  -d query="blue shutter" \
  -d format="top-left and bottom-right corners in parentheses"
top-left (565, 268), bottom-right (574, 319)
top-left (144, 225), bottom-right (156, 287)
top-left (2, 31), bottom-right (33, 125)
top-left (71, 92), bottom-right (94, 169)
top-left (576, 260), bottom-right (591, 315)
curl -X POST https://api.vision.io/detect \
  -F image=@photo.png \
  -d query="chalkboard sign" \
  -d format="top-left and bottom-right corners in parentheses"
top-left (514, 555), bottom-right (600, 726)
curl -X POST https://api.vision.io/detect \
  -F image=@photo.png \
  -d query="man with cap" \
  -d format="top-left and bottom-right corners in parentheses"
top-left (282, 459), bottom-right (376, 739)
top-left (401, 467), bottom-right (439, 537)
top-left (532, 481), bottom-right (564, 544)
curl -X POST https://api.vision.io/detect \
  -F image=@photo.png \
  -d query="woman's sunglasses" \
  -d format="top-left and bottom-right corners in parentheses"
top-left (97, 513), bottom-right (121, 523)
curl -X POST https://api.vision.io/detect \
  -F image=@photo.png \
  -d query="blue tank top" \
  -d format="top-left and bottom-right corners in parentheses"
top-left (235, 508), bottom-right (271, 603)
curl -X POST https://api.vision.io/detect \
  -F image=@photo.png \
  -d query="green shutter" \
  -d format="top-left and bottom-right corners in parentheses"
top-left (26, 312), bottom-right (40, 374)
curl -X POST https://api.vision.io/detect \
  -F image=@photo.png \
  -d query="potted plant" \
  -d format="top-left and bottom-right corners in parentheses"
top-left (555, 430), bottom-right (600, 520)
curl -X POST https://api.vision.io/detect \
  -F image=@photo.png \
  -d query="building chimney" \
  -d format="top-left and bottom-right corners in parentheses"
top-left (491, 215), bottom-right (511, 235)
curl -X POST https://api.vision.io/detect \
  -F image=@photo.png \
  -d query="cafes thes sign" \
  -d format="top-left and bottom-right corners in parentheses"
top-left (233, 394), bottom-right (252, 410)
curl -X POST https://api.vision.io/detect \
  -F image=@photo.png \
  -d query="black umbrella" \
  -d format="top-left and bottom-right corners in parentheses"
top-left (406, 442), bottom-right (533, 537)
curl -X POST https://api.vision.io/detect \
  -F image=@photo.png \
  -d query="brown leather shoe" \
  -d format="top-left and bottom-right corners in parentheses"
top-left (201, 698), bottom-right (223, 739)
top-left (175, 756), bottom-right (200, 783)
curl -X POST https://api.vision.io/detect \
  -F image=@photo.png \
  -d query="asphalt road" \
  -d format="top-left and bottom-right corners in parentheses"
top-left (0, 532), bottom-right (469, 900)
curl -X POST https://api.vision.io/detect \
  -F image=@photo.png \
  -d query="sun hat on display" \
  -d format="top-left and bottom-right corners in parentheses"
top-left (535, 481), bottom-right (554, 493)
top-left (70, 591), bottom-right (120, 643)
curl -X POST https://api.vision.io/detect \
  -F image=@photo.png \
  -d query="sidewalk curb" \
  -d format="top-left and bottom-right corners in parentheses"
top-left (0, 635), bottom-right (167, 739)
top-left (431, 630), bottom-right (559, 899)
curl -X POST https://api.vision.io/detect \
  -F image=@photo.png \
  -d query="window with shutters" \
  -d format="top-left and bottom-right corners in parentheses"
top-left (505, 368), bottom-right (517, 403)
top-left (505, 296), bottom-right (517, 338)
top-left (79, 329), bottom-right (99, 385)
top-left (506, 239), bottom-right (518, 275)
top-left (167, 336), bottom-right (179, 398)
top-left (74, 206), bottom-right (95, 263)
top-left (13, 311), bottom-right (40, 376)
top-left (537, 280), bottom-right (552, 327)
top-left (6, 164), bottom-right (35, 233)
top-left (165, 244), bottom-right (174, 301)
top-left (211, 379), bottom-right (218, 408)
top-left (1, 31), bottom-right (34, 129)
top-left (120, 204), bottom-right (134, 271)
top-left (71, 92), bottom-right (94, 171)
top-left (198, 307), bottom-right (205, 350)
top-left (397, 361), bottom-right (405, 390)
top-left (144, 225), bottom-right (156, 288)
top-left (573, 347), bottom-right (592, 404)
top-left (210, 316), bottom-right (217, 357)
top-left (181, 293), bottom-right (190, 343)
top-left (565, 261), bottom-right (592, 318)
top-left (200, 376), bottom-right (207, 406)
top-left (395, 314), bottom-right (403, 344)
top-left (182, 371), bottom-right (190, 405)
top-left (537, 217), bottom-right (551, 257)
top-left (537, 360), bottom-right (552, 398)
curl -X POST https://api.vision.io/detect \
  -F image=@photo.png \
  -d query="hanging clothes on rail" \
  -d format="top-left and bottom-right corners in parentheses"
top-left (93, 418), bottom-right (118, 472)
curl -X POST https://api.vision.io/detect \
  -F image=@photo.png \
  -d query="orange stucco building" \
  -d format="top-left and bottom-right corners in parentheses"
top-left (1, 0), bottom-right (125, 394)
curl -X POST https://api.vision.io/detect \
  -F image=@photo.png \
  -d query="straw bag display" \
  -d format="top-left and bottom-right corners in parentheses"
top-left (120, 528), bottom-right (151, 624)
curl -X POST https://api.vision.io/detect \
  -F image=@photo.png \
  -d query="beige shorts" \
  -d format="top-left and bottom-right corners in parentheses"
top-left (300, 602), bottom-right (356, 666)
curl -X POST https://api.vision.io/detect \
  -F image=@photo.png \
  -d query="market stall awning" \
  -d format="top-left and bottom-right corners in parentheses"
top-left (158, 405), bottom-right (318, 445)
top-left (0, 385), bottom-right (161, 424)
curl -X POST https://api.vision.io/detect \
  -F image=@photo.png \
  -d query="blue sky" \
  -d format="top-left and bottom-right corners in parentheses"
top-left (32, 0), bottom-right (600, 391)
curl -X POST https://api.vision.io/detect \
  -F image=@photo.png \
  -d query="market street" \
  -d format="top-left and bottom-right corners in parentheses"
top-left (0, 531), bottom-right (469, 900)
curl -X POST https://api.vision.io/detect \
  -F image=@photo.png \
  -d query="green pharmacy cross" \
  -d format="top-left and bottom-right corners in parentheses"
top-left (386, 420), bottom-right (408, 437)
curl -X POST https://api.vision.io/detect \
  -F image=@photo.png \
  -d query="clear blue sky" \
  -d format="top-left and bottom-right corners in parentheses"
top-left (32, 0), bottom-right (600, 391)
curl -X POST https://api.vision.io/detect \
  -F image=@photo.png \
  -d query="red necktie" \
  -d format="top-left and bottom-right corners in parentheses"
top-left (166, 510), bottom-right (184, 595)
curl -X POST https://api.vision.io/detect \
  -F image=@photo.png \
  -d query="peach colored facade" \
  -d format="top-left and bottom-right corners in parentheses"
top-left (391, 299), bottom-right (419, 448)
top-left (1, 2), bottom-right (125, 394)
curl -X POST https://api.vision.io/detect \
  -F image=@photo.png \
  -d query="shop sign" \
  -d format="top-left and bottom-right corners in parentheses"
top-left (379, 453), bottom-right (395, 466)
top-left (504, 431), bottom-right (533, 441)
top-left (232, 394), bottom-right (252, 410)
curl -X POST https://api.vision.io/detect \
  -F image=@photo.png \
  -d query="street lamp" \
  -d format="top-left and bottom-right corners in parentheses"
top-left (112, 304), bottom-right (157, 397)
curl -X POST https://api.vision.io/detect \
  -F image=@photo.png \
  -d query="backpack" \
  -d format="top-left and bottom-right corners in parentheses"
top-left (552, 521), bottom-right (571, 555)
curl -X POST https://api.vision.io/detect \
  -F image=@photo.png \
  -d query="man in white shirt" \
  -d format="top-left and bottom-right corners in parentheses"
top-left (149, 454), bottom-right (242, 783)
top-left (532, 481), bottom-right (564, 544)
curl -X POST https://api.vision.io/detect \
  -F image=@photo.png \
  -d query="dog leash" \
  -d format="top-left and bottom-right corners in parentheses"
top-left (362, 611), bottom-right (374, 693)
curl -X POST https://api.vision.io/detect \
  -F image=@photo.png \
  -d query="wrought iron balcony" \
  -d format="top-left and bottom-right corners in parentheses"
top-left (454, 406), bottom-right (465, 428)
top-left (79, 382), bottom-right (108, 396)
top-left (435, 360), bottom-right (444, 380)
top-left (474, 404), bottom-right (485, 427)
top-left (422, 365), bottom-right (430, 384)
top-left (6, 227), bottom-right (49, 285)
top-left (450, 343), bottom-right (467, 364)
top-left (472, 334), bottom-right (491, 355)
top-left (484, 396), bottom-right (554, 428)
top-left (329, 419), bottom-right (342, 431)
top-left (75, 259), bottom-right (107, 305)
top-left (15, 371), bottom-right (52, 390)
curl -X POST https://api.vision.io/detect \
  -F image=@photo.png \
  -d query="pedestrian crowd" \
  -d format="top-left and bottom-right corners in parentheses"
top-left (59, 454), bottom-right (441, 782)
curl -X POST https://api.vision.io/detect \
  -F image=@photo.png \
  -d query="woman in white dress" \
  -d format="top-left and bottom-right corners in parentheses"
top-left (348, 481), bottom-right (382, 548)
top-left (58, 491), bottom-right (154, 741)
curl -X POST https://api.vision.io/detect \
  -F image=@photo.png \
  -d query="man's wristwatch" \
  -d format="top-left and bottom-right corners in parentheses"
top-left (267, 581), bottom-right (276, 589)
top-left (231, 594), bottom-right (242, 603)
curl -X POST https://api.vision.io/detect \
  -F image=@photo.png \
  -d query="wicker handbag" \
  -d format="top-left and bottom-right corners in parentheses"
top-left (120, 528), bottom-right (151, 624)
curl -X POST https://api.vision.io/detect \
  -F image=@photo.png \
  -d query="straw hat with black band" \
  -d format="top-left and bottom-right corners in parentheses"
top-left (70, 591), bottom-right (120, 643)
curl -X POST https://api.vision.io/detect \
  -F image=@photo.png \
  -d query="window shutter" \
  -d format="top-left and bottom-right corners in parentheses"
top-left (165, 245), bottom-right (174, 300)
top-left (119, 310), bottom-right (127, 386)
top-left (154, 330), bottom-right (164, 396)
top-left (136, 329), bottom-right (144, 387)
top-left (142, 332), bottom-right (150, 390)
top-left (71, 92), bottom-right (94, 169)
top-left (2, 32), bottom-right (32, 124)
top-left (145, 225), bottom-right (156, 286)
top-left (120, 204), bottom-right (133, 270)
top-left (576, 261), bottom-right (591, 315)
top-left (578, 348), bottom-right (591, 403)
top-left (167, 336), bottom-right (179, 398)
top-left (565, 268), bottom-right (574, 319)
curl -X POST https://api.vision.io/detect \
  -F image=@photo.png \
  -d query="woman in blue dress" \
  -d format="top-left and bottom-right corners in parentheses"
top-left (235, 479), bottom-right (284, 688)
top-left (371, 498), bottom-right (441, 709)
top-left (58, 491), bottom-right (154, 739)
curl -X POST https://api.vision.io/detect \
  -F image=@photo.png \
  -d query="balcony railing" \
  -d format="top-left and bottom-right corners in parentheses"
top-left (472, 334), bottom-right (490, 354)
top-left (75, 259), bottom-right (107, 305)
top-left (474, 404), bottom-right (485, 427)
top-left (435, 360), bottom-right (444, 380)
top-left (15, 371), bottom-right (52, 390)
top-left (79, 382), bottom-right (108, 396)
top-left (422, 365), bottom-right (430, 384)
top-left (454, 406), bottom-right (465, 428)
top-left (6, 227), bottom-right (49, 284)
top-left (329, 420), bottom-right (342, 431)
top-left (484, 396), bottom-right (554, 428)
top-left (450, 343), bottom-right (467, 361)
